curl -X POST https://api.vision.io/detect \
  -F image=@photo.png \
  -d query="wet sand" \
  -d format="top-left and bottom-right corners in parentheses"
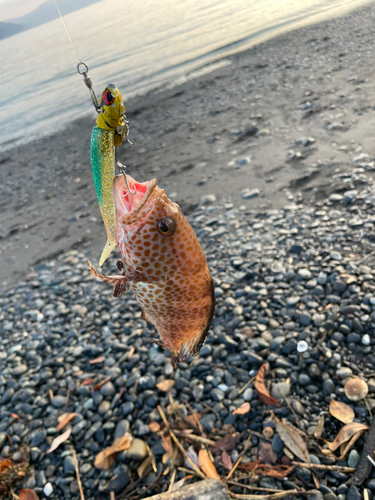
top-left (1, 2), bottom-right (375, 287)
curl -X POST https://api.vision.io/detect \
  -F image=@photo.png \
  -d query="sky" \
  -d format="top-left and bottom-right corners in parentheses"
top-left (0, 0), bottom-right (45, 22)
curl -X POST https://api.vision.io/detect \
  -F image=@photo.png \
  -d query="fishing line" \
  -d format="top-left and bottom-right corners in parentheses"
top-left (53, 0), bottom-right (81, 63)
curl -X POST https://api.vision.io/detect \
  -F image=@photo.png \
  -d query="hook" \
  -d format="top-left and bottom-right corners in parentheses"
top-left (115, 148), bottom-right (137, 196)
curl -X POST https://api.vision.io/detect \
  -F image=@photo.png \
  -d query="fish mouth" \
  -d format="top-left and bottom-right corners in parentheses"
top-left (113, 174), bottom-right (158, 225)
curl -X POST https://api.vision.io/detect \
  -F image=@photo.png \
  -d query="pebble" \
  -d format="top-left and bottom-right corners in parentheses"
top-left (126, 439), bottom-right (148, 460)
top-left (348, 449), bottom-right (360, 468)
top-left (43, 483), bottom-right (53, 497)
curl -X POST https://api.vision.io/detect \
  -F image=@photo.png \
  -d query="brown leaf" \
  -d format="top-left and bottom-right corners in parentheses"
top-left (56, 413), bottom-right (78, 432)
top-left (137, 456), bottom-right (152, 478)
top-left (198, 449), bottom-right (220, 479)
top-left (238, 460), bottom-right (295, 478)
top-left (81, 378), bottom-right (95, 386)
top-left (19, 489), bottom-right (40, 500)
top-left (328, 423), bottom-right (369, 452)
top-left (10, 414), bottom-right (20, 419)
top-left (222, 450), bottom-right (233, 471)
top-left (314, 415), bottom-right (325, 439)
top-left (161, 435), bottom-right (173, 457)
top-left (338, 431), bottom-right (363, 460)
top-left (329, 400), bottom-right (355, 424)
top-left (156, 380), bottom-right (176, 392)
top-left (232, 402), bottom-right (250, 415)
top-left (210, 433), bottom-right (242, 453)
top-left (148, 421), bottom-right (160, 433)
top-left (274, 416), bottom-right (310, 462)
top-left (89, 356), bottom-right (105, 365)
top-left (254, 364), bottom-right (280, 406)
top-left (94, 375), bottom-right (112, 391)
top-left (94, 433), bottom-right (133, 469)
top-left (46, 428), bottom-right (72, 454)
top-left (258, 442), bottom-right (277, 465)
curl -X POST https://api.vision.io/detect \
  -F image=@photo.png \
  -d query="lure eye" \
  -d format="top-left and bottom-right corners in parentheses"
top-left (157, 217), bottom-right (176, 237)
top-left (103, 90), bottom-right (115, 105)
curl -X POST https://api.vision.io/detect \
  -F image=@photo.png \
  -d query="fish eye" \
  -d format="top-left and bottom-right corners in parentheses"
top-left (157, 217), bottom-right (176, 237)
top-left (103, 90), bottom-right (115, 105)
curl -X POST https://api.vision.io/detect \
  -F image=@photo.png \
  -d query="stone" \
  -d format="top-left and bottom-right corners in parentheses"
top-left (126, 439), bottom-right (147, 460)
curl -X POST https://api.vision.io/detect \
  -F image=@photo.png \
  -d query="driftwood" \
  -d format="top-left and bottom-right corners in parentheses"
top-left (349, 415), bottom-right (375, 485)
top-left (143, 478), bottom-right (229, 500)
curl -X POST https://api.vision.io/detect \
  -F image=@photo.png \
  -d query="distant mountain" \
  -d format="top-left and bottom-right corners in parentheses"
top-left (5, 0), bottom-right (102, 34)
top-left (0, 21), bottom-right (26, 40)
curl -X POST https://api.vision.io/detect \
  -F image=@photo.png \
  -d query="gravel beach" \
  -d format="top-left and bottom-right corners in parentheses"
top-left (2, 3), bottom-right (375, 499)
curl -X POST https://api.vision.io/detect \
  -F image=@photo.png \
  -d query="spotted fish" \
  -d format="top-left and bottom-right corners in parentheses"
top-left (90, 83), bottom-right (128, 266)
top-left (89, 174), bottom-right (215, 362)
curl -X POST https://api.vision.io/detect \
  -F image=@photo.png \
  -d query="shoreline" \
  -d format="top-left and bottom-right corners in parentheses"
top-left (2, 2), bottom-right (375, 286)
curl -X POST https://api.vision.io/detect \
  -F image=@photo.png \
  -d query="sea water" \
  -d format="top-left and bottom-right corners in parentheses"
top-left (0, 0), bottom-right (371, 151)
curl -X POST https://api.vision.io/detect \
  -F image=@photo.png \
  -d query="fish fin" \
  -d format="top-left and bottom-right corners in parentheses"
top-left (141, 309), bottom-right (151, 321)
top-left (178, 276), bottom-right (216, 362)
top-left (99, 238), bottom-right (117, 267)
top-left (88, 261), bottom-right (136, 286)
top-left (113, 272), bottom-right (129, 297)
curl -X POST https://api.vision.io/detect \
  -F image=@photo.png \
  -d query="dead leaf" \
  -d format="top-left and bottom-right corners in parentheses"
top-left (329, 400), bottom-right (355, 424)
top-left (19, 489), bottom-right (40, 500)
top-left (137, 456), bottom-right (152, 477)
top-left (56, 413), bottom-right (78, 432)
top-left (210, 433), bottom-right (242, 453)
top-left (258, 442), bottom-right (277, 465)
top-left (232, 402), bottom-right (250, 415)
top-left (172, 476), bottom-right (192, 491)
top-left (314, 415), bottom-right (325, 439)
top-left (238, 460), bottom-right (295, 478)
top-left (81, 378), bottom-right (95, 386)
top-left (254, 364), bottom-right (280, 406)
top-left (186, 445), bottom-right (199, 469)
top-left (46, 428), bottom-right (72, 454)
top-left (198, 449), bottom-right (220, 479)
top-left (156, 380), bottom-right (176, 392)
top-left (222, 450), bottom-right (233, 471)
top-left (328, 423), bottom-right (369, 452)
top-left (149, 421), bottom-right (160, 433)
top-left (274, 416), bottom-right (310, 462)
top-left (10, 414), bottom-right (20, 419)
top-left (93, 375), bottom-right (112, 391)
top-left (94, 433), bottom-right (133, 469)
top-left (161, 435), bottom-right (173, 457)
top-left (338, 431), bottom-right (363, 460)
top-left (89, 356), bottom-right (105, 364)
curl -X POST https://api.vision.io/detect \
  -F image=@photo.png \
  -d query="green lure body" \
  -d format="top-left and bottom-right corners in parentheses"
top-left (90, 83), bottom-right (127, 266)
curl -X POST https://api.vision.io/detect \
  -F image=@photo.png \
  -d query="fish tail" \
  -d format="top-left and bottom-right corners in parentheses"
top-left (99, 238), bottom-right (117, 267)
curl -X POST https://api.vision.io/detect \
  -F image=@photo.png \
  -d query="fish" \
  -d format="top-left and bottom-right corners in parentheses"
top-left (89, 174), bottom-right (215, 362)
top-left (90, 83), bottom-right (128, 266)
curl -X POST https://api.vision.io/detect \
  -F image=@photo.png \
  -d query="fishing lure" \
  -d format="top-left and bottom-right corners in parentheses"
top-left (78, 63), bottom-right (134, 266)
top-left (90, 83), bottom-right (131, 266)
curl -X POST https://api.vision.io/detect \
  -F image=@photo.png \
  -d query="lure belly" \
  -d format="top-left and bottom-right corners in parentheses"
top-left (90, 83), bottom-right (128, 266)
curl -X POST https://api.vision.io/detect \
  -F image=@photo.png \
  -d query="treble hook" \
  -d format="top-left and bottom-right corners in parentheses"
top-left (115, 148), bottom-right (137, 196)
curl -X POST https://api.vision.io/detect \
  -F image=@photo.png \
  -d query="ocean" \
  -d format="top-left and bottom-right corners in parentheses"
top-left (0, 0), bottom-right (371, 151)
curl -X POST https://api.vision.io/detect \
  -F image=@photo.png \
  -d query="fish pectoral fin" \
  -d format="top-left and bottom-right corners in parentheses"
top-left (88, 261), bottom-right (140, 287)
top-left (113, 272), bottom-right (129, 297)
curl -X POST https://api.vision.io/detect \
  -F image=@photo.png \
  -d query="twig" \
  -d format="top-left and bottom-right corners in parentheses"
top-left (174, 431), bottom-right (216, 446)
top-left (276, 388), bottom-right (300, 425)
top-left (238, 377), bottom-right (256, 396)
top-left (177, 466), bottom-right (203, 478)
top-left (247, 428), bottom-right (272, 443)
top-left (227, 434), bottom-right (251, 480)
top-left (229, 490), bottom-right (298, 500)
top-left (116, 466), bottom-right (153, 499)
top-left (71, 447), bottom-right (85, 500)
top-left (110, 493), bottom-right (115, 500)
top-left (226, 480), bottom-right (283, 493)
top-left (292, 462), bottom-right (355, 472)
top-left (157, 405), bottom-right (206, 479)
top-left (168, 467), bottom-right (177, 492)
